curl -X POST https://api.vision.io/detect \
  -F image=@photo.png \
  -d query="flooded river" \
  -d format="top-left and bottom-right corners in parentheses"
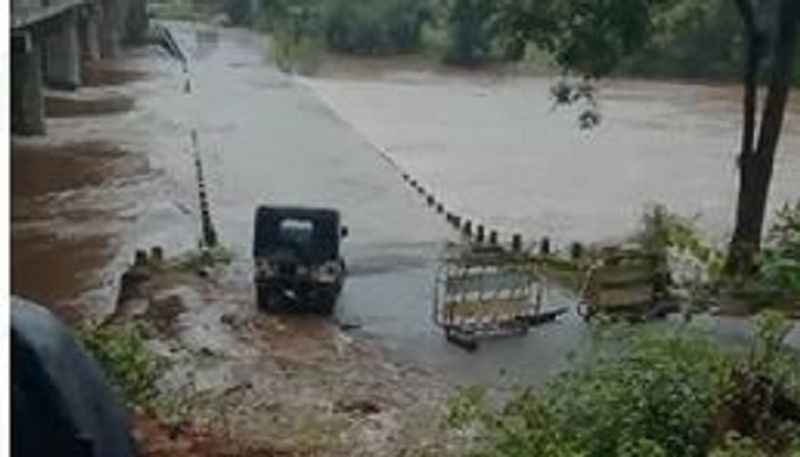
top-left (11, 23), bottom-right (799, 389)
top-left (305, 72), bottom-right (800, 247)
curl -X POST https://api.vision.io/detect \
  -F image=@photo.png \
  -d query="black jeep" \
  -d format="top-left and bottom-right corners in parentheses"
top-left (253, 206), bottom-right (347, 313)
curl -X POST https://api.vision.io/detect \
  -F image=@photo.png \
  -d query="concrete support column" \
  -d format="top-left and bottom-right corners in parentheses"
top-left (79, 8), bottom-right (101, 62)
top-left (44, 10), bottom-right (82, 89)
top-left (97, 0), bottom-right (120, 58)
top-left (124, 0), bottom-right (148, 45)
top-left (11, 33), bottom-right (45, 135)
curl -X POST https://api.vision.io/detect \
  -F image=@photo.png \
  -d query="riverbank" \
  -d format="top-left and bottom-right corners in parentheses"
top-left (105, 251), bottom-right (450, 456)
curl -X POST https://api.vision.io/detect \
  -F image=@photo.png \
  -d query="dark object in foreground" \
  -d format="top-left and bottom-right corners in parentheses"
top-left (253, 205), bottom-right (348, 314)
top-left (10, 296), bottom-right (138, 457)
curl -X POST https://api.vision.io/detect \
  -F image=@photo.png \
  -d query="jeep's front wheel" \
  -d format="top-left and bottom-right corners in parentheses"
top-left (315, 291), bottom-right (336, 315)
top-left (256, 284), bottom-right (273, 312)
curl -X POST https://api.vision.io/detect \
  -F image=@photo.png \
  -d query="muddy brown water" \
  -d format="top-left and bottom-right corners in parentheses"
top-left (45, 94), bottom-right (135, 118)
top-left (303, 76), bottom-right (800, 247)
top-left (11, 138), bottom-right (152, 319)
top-left (10, 22), bottom-right (799, 388)
top-left (83, 61), bottom-right (149, 87)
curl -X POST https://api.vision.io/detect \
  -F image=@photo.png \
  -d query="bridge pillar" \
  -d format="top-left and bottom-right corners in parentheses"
top-left (97, 0), bottom-right (121, 58)
top-left (11, 33), bottom-right (45, 135)
top-left (124, 0), bottom-right (148, 44)
top-left (79, 7), bottom-right (101, 62)
top-left (44, 10), bottom-right (82, 89)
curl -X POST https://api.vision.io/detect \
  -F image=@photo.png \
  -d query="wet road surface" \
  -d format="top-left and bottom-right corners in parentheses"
top-left (11, 22), bottom-right (799, 389)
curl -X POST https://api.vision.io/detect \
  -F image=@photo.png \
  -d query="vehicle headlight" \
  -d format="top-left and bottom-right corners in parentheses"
top-left (313, 262), bottom-right (340, 283)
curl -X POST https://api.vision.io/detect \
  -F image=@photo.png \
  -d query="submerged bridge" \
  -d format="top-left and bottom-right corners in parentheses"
top-left (10, 0), bottom-right (148, 134)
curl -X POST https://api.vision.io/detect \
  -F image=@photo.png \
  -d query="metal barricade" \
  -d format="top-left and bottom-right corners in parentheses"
top-left (434, 245), bottom-right (561, 349)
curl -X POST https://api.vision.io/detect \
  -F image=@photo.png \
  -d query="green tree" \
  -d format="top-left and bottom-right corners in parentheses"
top-left (442, 0), bottom-right (499, 67)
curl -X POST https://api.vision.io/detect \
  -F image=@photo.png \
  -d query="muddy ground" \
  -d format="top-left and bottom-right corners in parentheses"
top-left (115, 257), bottom-right (450, 456)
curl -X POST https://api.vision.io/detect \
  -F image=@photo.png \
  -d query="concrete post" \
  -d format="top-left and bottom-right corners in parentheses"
top-left (476, 225), bottom-right (485, 243)
top-left (540, 237), bottom-right (551, 256)
top-left (44, 10), bottom-right (82, 89)
top-left (123, 0), bottom-right (148, 45)
top-left (512, 234), bottom-right (523, 252)
top-left (79, 8), bottom-right (101, 62)
top-left (97, 0), bottom-right (120, 58)
top-left (570, 242), bottom-right (584, 261)
top-left (11, 33), bottom-right (45, 135)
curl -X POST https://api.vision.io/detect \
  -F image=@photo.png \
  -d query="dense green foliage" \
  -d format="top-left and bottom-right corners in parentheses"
top-left (446, 312), bottom-right (800, 457)
top-left (233, 0), bottom-right (800, 83)
top-left (761, 202), bottom-right (800, 295)
top-left (224, 0), bottom-right (253, 26)
top-left (78, 323), bottom-right (162, 406)
top-left (618, 0), bottom-right (743, 80)
top-left (255, 0), bottom-right (429, 56)
top-left (441, 0), bottom-right (501, 67)
top-left (323, 0), bottom-right (429, 55)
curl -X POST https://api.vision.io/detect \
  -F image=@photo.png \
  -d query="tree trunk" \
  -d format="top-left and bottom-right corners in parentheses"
top-left (727, 0), bottom-right (762, 275)
top-left (727, 0), bottom-right (800, 275)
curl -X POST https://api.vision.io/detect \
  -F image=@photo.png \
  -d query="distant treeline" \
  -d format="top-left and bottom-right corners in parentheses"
top-left (222, 0), bottom-right (800, 83)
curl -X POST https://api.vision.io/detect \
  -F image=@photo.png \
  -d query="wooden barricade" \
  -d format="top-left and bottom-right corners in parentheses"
top-left (579, 248), bottom-right (672, 321)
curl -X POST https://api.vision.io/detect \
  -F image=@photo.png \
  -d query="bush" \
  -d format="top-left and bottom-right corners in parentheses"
top-left (258, 0), bottom-right (429, 57)
top-left (546, 330), bottom-right (731, 457)
top-left (760, 201), bottom-right (800, 296)
top-left (224, 0), bottom-right (253, 25)
top-left (441, 0), bottom-right (499, 67)
top-left (271, 26), bottom-right (324, 75)
top-left (323, 0), bottom-right (429, 55)
top-left (78, 323), bottom-right (163, 407)
top-left (446, 312), bottom-right (800, 457)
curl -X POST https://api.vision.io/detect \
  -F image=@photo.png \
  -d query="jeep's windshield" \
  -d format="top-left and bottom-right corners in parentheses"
top-left (253, 208), bottom-right (340, 262)
top-left (277, 219), bottom-right (313, 247)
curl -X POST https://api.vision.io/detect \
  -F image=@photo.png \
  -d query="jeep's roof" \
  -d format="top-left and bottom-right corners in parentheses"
top-left (255, 205), bottom-right (340, 223)
top-left (253, 206), bottom-right (341, 260)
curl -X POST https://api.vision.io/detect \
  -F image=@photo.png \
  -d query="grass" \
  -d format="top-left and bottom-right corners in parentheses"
top-left (77, 322), bottom-right (164, 408)
top-left (172, 245), bottom-right (236, 272)
top-left (268, 27), bottom-right (325, 76)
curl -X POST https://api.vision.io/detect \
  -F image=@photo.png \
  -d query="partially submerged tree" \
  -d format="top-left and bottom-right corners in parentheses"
top-left (500, 0), bottom-right (799, 275)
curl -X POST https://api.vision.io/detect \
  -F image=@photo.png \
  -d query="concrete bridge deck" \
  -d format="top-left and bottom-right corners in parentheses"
top-left (11, 0), bottom-right (87, 30)
top-left (10, 0), bottom-right (148, 135)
